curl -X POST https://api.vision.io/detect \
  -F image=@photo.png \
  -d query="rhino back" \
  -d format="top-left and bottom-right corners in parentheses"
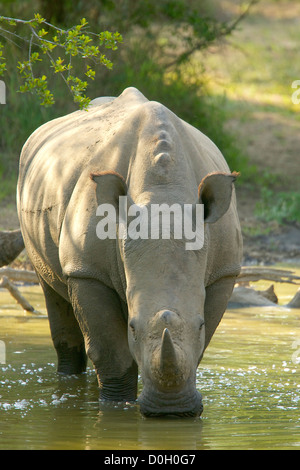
top-left (17, 87), bottom-right (241, 295)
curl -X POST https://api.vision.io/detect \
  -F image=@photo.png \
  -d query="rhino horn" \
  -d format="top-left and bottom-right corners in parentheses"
top-left (160, 328), bottom-right (179, 375)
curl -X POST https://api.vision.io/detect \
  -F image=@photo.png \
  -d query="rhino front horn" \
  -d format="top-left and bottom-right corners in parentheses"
top-left (160, 328), bottom-right (179, 376)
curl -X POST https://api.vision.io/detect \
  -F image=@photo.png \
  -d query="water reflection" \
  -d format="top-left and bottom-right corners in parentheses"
top-left (93, 404), bottom-right (204, 450)
top-left (0, 279), bottom-right (300, 449)
top-left (0, 362), bottom-right (204, 450)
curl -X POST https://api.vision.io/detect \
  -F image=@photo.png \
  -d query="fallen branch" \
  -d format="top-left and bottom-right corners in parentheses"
top-left (237, 267), bottom-right (300, 285)
top-left (0, 267), bottom-right (38, 283)
top-left (0, 275), bottom-right (38, 312)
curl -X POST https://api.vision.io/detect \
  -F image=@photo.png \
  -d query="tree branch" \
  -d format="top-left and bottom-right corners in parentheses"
top-left (165, 0), bottom-right (259, 69)
top-left (0, 14), bottom-right (122, 109)
top-left (0, 275), bottom-right (39, 313)
top-left (237, 267), bottom-right (300, 285)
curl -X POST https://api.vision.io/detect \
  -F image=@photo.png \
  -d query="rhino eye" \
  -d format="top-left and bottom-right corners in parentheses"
top-left (199, 318), bottom-right (205, 330)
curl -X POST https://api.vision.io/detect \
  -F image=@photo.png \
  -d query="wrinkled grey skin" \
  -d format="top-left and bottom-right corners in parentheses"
top-left (17, 88), bottom-right (243, 417)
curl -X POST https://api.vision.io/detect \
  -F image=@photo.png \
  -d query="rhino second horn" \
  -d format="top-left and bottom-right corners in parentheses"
top-left (160, 328), bottom-right (179, 376)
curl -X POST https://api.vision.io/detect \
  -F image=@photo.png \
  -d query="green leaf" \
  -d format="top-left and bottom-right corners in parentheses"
top-left (0, 14), bottom-right (122, 109)
top-left (85, 66), bottom-right (95, 80)
top-left (38, 28), bottom-right (48, 37)
top-left (33, 13), bottom-right (46, 24)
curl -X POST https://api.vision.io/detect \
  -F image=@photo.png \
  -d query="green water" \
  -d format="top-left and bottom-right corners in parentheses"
top-left (0, 276), bottom-right (300, 450)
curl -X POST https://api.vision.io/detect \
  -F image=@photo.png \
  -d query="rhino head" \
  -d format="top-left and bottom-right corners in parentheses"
top-left (91, 170), bottom-right (237, 417)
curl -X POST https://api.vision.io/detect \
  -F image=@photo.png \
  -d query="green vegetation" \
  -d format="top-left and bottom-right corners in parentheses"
top-left (0, 14), bottom-right (122, 108)
top-left (256, 189), bottom-right (300, 225)
top-left (198, 0), bottom-right (300, 227)
top-left (0, 0), bottom-right (254, 202)
top-left (1, 0), bottom-right (298, 230)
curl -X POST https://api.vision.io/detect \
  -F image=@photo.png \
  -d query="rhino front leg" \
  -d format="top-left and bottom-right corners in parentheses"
top-left (39, 277), bottom-right (87, 374)
top-left (67, 278), bottom-right (138, 402)
top-left (204, 276), bottom-right (237, 351)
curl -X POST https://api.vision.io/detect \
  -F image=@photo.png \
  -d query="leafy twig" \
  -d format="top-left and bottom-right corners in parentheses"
top-left (165, 0), bottom-right (259, 68)
top-left (0, 14), bottom-right (122, 109)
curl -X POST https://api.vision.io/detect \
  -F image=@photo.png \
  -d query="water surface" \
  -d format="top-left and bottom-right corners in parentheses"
top-left (0, 275), bottom-right (299, 450)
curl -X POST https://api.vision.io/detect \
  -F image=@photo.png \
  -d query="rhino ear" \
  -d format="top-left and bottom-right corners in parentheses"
top-left (198, 171), bottom-right (239, 224)
top-left (90, 171), bottom-right (127, 206)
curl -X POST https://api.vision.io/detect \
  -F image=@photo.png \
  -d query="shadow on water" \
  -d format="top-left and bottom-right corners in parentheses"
top-left (0, 278), bottom-right (300, 450)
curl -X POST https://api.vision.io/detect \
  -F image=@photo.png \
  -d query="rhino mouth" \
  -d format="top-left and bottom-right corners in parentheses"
top-left (138, 388), bottom-right (203, 418)
top-left (141, 409), bottom-right (201, 418)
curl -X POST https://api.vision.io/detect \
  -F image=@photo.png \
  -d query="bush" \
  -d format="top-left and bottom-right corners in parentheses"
top-left (110, 53), bottom-right (248, 174)
top-left (255, 189), bottom-right (300, 224)
top-left (0, 1), bottom-right (254, 200)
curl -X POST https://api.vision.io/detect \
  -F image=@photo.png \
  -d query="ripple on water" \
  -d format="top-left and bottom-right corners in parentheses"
top-left (1, 280), bottom-right (300, 449)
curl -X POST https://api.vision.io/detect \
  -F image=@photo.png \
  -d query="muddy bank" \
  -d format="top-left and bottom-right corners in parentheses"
top-left (243, 224), bottom-right (300, 265)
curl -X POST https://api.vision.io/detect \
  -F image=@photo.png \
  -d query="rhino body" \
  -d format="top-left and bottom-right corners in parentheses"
top-left (17, 87), bottom-right (242, 416)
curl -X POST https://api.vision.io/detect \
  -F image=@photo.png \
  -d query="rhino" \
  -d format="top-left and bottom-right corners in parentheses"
top-left (17, 87), bottom-right (243, 417)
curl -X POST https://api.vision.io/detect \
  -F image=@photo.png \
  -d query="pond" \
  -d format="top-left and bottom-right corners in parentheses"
top-left (0, 271), bottom-right (299, 450)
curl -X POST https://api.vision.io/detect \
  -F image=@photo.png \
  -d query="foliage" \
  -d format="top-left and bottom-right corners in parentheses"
top-left (0, 14), bottom-right (122, 109)
top-left (0, 0), bottom-right (256, 201)
top-left (255, 189), bottom-right (300, 224)
top-left (112, 54), bottom-right (248, 175)
top-left (0, 1), bottom-right (257, 109)
top-left (42, 0), bottom-right (258, 69)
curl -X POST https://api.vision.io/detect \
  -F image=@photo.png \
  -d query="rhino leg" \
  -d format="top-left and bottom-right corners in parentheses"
top-left (67, 278), bottom-right (138, 402)
top-left (204, 276), bottom-right (237, 351)
top-left (39, 277), bottom-right (87, 374)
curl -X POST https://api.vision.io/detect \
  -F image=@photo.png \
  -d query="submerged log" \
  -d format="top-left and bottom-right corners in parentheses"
top-left (229, 285), bottom-right (300, 309)
top-left (232, 267), bottom-right (300, 308)
top-left (0, 265), bottom-right (40, 314)
top-left (0, 229), bottom-right (25, 267)
top-left (286, 289), bottom-right (300, 309)
top-left (229, 285), bottom-right (278, 308)
top-left (0, 275), bottom-right (35, 312)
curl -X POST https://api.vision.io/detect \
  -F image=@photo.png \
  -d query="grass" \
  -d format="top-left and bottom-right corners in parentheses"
top-left (203, 1), bottom-right (300, 108)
